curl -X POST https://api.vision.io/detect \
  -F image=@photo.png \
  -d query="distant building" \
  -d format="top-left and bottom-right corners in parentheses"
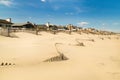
top-left (66, 24), bottom-right (77, 31)
top-left (45, 22), bottom-right (58, 30)
top-left (49, 25), bottom-right (58, 30)
top-left (0, 18), bottom-right (12, 28)
top-left (57, 25), bottom-right (66, 31)
top-left (0, 18), bottom-right (12, 37)
top-left (12, 22), bottom-right (35, 29)
top-left (36, 24), bottom-right (47, 31)
top-left (46, 22), bottom-right (50, 30)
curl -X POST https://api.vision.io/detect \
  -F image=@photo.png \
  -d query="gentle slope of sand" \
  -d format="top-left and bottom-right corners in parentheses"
top-left (0, 32), bottom-right (120, 80)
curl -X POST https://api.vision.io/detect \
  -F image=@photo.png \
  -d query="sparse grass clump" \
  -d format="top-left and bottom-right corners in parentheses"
top-left (76, 42), bottom-right (85, 46)
top-left (88, 39), bottom-right (95, 42)
top-left (75, 39), bottom-right (85, 46)
top-left (43, 54), bottom-right (68, 62)
top-left (43, 43), bottom-right (69, 62)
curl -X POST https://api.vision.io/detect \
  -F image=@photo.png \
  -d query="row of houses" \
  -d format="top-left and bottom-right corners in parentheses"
top-left (0, 19), bottom-right (34, 29)
top-left (0, 18), bottom-right (79, 31)
top-left (0, 18), bottom-right (116, 35)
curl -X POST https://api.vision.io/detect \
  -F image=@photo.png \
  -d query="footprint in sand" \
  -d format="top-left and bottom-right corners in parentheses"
top-left (0, 62), bottom-right (15, 66)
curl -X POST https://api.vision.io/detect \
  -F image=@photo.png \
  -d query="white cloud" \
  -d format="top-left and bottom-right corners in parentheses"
top-left (75, 7), bottom-right (83, 13)
top-left (65, 12), bottom-right (74, 15)
top-left (77, 22), bottom-right (89, 27)
top-left (53, 5), bottom-right (60, 10)
top-left (48, 0), bottom-right (73, 2)
top-left (113, 22), bottom-right (119, 25)
top-left (0, 0), bottom-right (13, 7)
top-left (102, 23), bottom-right (105, 26)
top-left (28, 17), bottom-right (32, 19)
top-left (41, 0), bottom-right (46, 2)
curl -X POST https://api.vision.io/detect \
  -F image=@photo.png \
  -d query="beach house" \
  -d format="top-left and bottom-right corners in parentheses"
top-left (12, 22), bottom-right (35, 30)
top-left (0, 18), bottom-right (13, 36)
top-left (0, 18), bottom-right (12, 28)
top-left (36, 24), bottom-right (47, 31)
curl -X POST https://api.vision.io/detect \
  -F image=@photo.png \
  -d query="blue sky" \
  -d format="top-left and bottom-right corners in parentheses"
top-left (0, 0), bottom-right (120, 32)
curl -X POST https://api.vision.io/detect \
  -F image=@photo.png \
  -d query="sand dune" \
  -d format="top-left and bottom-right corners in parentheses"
top-left (0, 32), bottom-right (120, 80)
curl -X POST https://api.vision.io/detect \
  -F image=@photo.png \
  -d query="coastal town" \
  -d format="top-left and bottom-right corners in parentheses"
top-left (0, 18), bottom-right (117, 37)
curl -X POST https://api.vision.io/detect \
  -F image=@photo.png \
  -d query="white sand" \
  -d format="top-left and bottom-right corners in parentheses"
top-left (0, 32), bottom-right (120, 80)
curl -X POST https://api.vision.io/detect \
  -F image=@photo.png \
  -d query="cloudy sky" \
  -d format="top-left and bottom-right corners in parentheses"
top-left (0, 0), bottom-right (120, 32)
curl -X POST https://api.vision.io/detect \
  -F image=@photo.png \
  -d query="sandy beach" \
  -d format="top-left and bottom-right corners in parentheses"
top-left (0, 32), bottom-right (120, 80)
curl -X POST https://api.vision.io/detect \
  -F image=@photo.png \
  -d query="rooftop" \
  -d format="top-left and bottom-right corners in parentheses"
top-left (0, 19), bottom-right (12, 24)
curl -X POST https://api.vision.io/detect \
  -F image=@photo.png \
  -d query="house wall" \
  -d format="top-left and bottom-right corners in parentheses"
top-left (25, 24), bottom-right (34, 29)
top-left (0, 23), bottom-right (11, 28)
